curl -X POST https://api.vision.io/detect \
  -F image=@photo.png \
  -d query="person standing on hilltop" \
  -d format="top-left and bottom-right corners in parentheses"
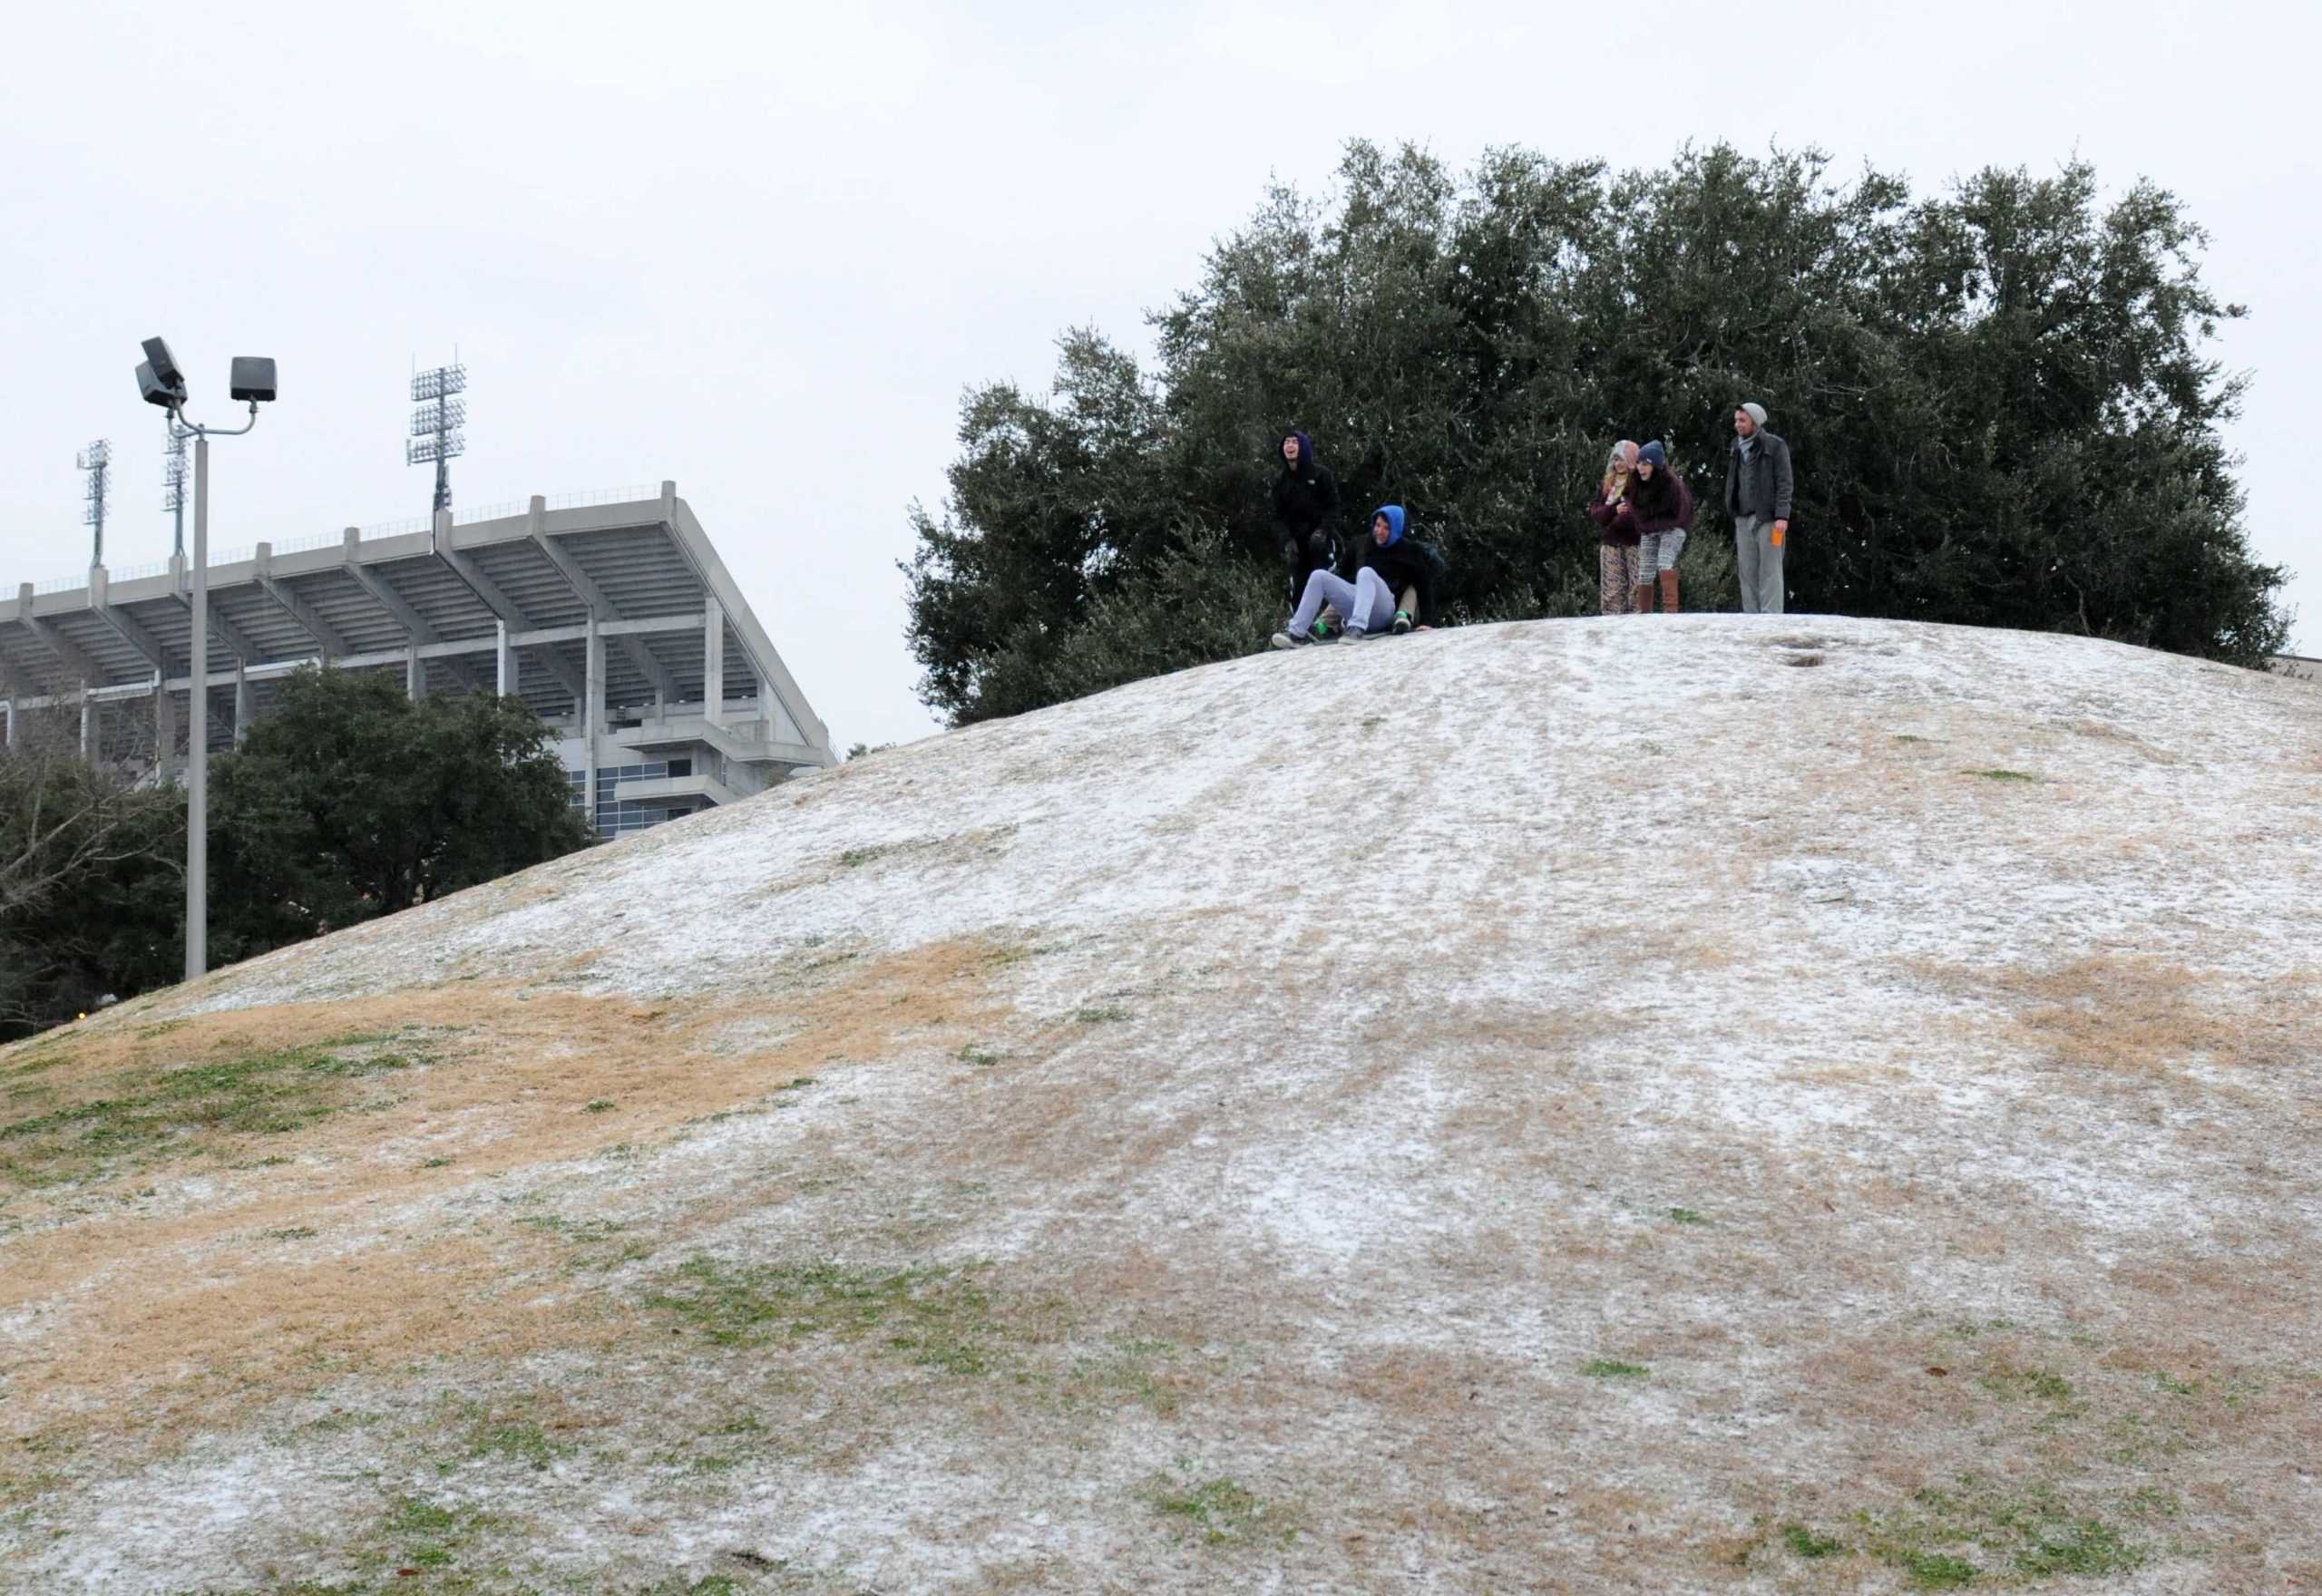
top-left (1586, 440), bottom-right (1643, 616)
top-left (1627, 443), bottom-right (1693, 614)
top-left (1272, 504), bottom-right (1443, 647)
top-left (1271, 431), bottom-right (1341, 614)
top-left (1726, 402), bottom-right (1794, 614)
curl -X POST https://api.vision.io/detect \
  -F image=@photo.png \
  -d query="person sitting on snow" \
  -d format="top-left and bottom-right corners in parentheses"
top-left (1272, 504), bottom-right (1443, 647)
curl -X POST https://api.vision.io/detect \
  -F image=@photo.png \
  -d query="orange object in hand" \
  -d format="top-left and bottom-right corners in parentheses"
top-left (1771, 523), bottom-right (1787, 549)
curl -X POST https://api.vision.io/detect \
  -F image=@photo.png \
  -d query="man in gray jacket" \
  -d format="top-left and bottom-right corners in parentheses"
top-left (1724, 402), bottom-right (1794, 613)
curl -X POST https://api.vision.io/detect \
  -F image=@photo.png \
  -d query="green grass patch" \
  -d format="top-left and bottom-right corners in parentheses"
top-left (1976, 1365), bottom-right (2073, 1404)
top-left (1582, 1359), bottom-right (1649, 1379)
top-left (1146, 1474), bottom-right (1282, 1545)
top-left (641, 1255), bottom-right (1009, 1373)
top-left (377, 1493), bottom-right (494, 1578)
top-left (1966, 768), bottom-right (2040, 783)
top-left (1854, 1474), bottom-right (2145, 1589)
top-left (466, 1417), bottom-right (561, 1472)
top-left (1899, 1551), bottom-right (1977, 1588)
top-left (1665, 1207), bottom-right (1706, 1225)
top-left (0, 1028), bottom-right (446, 1189)
top-left (1065, 1337), bottom-right (1185, 1417)
top-left (584, 1098), bottom-right (617, 1114)
top-left (1074, 1005), bottom-right (1131, 1025)
top-left (1781, 1523), bottom-right (1846, 1559)
top-left (956, 1043), bottom-right (1002, 1067)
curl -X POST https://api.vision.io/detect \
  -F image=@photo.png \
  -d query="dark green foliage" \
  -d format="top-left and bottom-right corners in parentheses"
top-left (903, 141), bottom-right (2287, 724)
top-left (0, 711), bottom-right (186, 1034)
top-left (0, 668), bottom-right (590, 1039)
top-left (210, 667), bottom-right (591, 956)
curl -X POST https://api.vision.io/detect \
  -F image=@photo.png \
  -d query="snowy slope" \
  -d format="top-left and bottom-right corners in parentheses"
top-left (5, 615), bottom-right (2319, 1595)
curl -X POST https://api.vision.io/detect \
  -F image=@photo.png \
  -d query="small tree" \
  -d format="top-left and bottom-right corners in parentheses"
top-left (211, 667), bottom-right (592, 958)
top-left (0, 712), bottom-right (184, 1034)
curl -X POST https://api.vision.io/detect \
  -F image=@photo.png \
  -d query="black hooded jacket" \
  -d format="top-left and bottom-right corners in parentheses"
top-left (1271, 455), bottom-right (1341, 550)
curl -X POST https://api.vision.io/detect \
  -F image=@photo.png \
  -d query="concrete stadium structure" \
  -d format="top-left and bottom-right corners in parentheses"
top-left (0, 483), bottom-right (833, 837)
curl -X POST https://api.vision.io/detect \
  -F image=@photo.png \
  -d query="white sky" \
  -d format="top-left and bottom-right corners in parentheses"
top-left (3, 0), bottom-right (2315, 751)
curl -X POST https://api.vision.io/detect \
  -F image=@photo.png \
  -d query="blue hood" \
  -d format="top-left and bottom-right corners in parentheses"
top-left (1372, 504), bottom-right (1406, 545)
top-left (1283, 432), bottom-right (1315, 471)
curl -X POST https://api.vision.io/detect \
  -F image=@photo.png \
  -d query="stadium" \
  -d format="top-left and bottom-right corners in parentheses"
top-left (0, 482), bottom-right (832, 837)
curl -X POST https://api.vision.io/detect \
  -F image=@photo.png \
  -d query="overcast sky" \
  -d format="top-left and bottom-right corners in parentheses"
top-left (4, 0), bottom-right (2314, 751)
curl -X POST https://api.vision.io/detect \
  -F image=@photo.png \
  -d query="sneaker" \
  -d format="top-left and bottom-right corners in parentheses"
top-left (1343, 625), bottom-right (1367, 644)
top-left (1391, 609), bottom-right (1412, 635)
top-left (1268, 629), bottom-right (1309, 651)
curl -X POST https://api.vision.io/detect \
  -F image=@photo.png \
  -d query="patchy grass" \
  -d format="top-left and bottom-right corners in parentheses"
top-left (1074, 1005), bottom-right (1131, 1025)
top-left (639, 1256), bottom-right (1010, 1373)
top-left (1582, 1359), bottom-right (1649, 1379)
top-left (0, 1028), bottom-right (444, 1189)
top-left (956, 1043), bottom-right (1002, 1067)
top-left (466, 1416), bottom-right (563, 1473)
top-left (1062, 1337), bottom-right (1186, 1418)
top-left (583, 1098), bottom-right (617, 1114)
top-left (1781, 1523), bottom-right (1847, 1559)
top-left (1976, 1364), bottom-right (2073, 1405)
top-left (1966, 768), bottom-right (2041, 783)
top-left (1854, 1474), bottom-right (2145, 1588)
top-left (377, 1493), bottom-right (496, 1580)
top-left (1665, 1206), bottom-right (1707, 1225)
top-left (1144, 1472), bottom-right (1285, 1546)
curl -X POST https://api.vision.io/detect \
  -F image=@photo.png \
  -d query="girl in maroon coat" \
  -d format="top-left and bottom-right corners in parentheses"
top-left (1585, 441), bottom-right (1642, 616)
top-left (1627, 441), bottom-right (1693, 613)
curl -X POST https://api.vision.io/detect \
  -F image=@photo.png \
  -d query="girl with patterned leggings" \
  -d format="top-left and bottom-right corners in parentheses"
top-left (1626, 442), bottom-right (1694, 614)
top-left (1585, 440), bottom-right (1642, 615)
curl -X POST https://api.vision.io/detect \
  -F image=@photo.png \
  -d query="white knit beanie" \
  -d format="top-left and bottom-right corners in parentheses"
top-left (1741, 402), bottom-right (1768, 427)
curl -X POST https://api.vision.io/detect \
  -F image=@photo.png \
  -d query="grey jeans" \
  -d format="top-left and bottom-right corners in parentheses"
top-left (1733, 514), bottom-right (1784, 614)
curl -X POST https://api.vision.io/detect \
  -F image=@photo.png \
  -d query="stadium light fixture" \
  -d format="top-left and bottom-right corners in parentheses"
top-left (130, 336), bottom-right (279, 983)
top-left (408, 361), bottom-right (467, 514)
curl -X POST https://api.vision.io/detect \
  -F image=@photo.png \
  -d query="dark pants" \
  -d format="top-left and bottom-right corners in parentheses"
top-left (1283, 530), bottom-right (1335, 608)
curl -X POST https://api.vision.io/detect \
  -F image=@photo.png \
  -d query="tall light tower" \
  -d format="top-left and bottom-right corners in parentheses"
top-left (162, 423), bottom-right (190, 557)
top-left (78, 439), bottom-right (112, 567)
top-left (134, 336), bottom-right (278, 982)
top-left (407, 361), bottom-right (466, 513)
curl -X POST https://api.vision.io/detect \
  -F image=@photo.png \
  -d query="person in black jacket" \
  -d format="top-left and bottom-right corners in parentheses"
top-left (1272, 504), bottom-right (1444, 647)
top-left (1270, 432), bottom-right (1341, 608)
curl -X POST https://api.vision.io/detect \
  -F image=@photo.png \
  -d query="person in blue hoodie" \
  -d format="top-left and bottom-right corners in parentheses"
top-left (1271, 504), bottom-right (1444, 647)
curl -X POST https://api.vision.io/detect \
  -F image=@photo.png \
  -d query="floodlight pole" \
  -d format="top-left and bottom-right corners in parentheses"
top-left (173, 400), bottom-right (259, 982)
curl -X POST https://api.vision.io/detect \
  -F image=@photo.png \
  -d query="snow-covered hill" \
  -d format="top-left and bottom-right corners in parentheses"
top-left (4, 616), bottom-right (2318, 1594)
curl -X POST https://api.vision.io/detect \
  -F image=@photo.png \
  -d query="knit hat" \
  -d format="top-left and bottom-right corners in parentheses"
top-left (1635, 441), bottom-right (1667, 469)
top-left (1739, 403), bottom-right (1768, 428)
top-left (1609, 439), bottom-right (1638, 471)
top-left (1372, 504), bottom-right (1407, 544)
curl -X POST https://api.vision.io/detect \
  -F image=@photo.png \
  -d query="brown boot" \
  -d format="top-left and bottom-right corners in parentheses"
top-left (1632, 582), bottom-right (1655, 614)
top-left (1658, 569), bottom-right (1680, 613)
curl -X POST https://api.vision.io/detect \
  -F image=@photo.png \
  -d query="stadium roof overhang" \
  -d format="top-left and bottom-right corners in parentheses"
top-left (2, 484), bottom-right (831, 763)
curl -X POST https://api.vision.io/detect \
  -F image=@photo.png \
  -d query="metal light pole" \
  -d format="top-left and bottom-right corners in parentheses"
top-left (188, 427), bottom-right (210, 978)
top-left (136, 338), bottom-right (276, 982)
